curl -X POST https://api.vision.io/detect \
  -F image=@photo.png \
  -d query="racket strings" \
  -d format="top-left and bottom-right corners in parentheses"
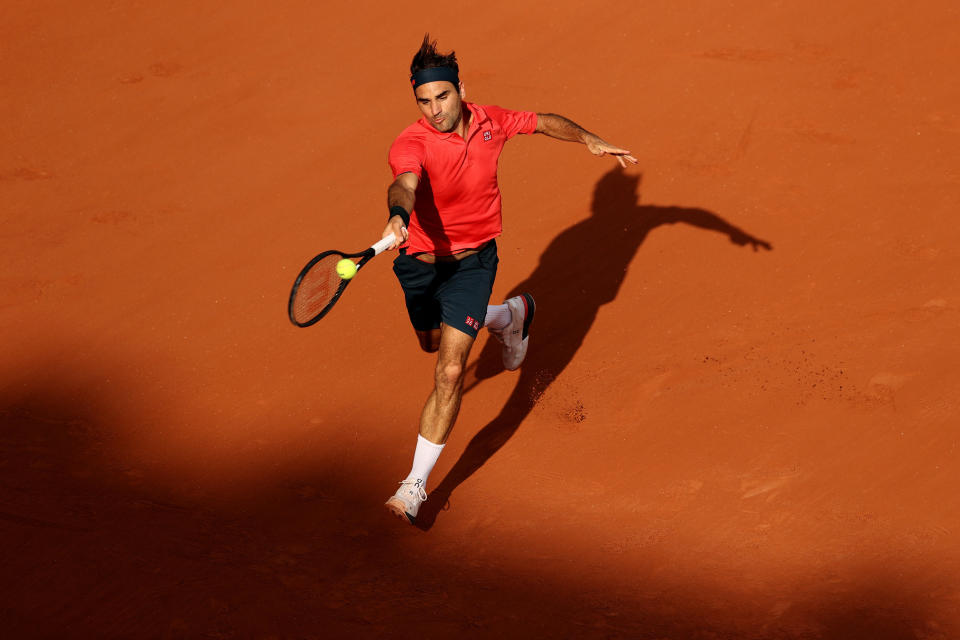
top-left (291, 254), bottom-right (349, 324)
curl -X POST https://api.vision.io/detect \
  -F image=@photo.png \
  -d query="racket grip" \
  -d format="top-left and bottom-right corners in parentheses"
top-left (371, 233), bottom-right (397, 256)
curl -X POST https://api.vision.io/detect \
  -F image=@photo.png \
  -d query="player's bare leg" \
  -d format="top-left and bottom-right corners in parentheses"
top-left (418, 323), bottom-right (475, 444)
top-left (386, 324), bottom-right (475, 524)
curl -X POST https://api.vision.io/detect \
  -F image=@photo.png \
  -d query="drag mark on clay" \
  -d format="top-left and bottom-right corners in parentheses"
top-left (695, 48), bottom-right (785, 63)
top-left (637, 368), bottom-right (672, 401)
top-left (91, 210), bottom-right (135, 225)
top-left (148, 62), bottom-right (183, 77)
top-left (867, 372), bottom-right (914, 409)
top-left (657, 478), bottom-right (705, 512)
top-left (922, 298), bottom-right (949, 310)
top-left (86, 206), bottom-right (167, 234)
top-left (0, 167), bottom-right (54, 181)
top-left (794, 127), bottom-right (855, 145)
top-left (118, 62), bottom-right (182, 85)
top-left (736, 105), bottom-right (760, 160)
top-left (786, 118), bottom-right (855, 145)
top-left (741, 468), bottom-right (802, 500)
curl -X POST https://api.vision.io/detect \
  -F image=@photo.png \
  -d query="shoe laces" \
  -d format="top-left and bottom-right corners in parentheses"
top-left (399, 479), bottom-right (427, 502)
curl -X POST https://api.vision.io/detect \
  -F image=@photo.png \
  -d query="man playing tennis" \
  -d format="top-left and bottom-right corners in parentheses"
top-left (383, 35), bottom-right (637, 524)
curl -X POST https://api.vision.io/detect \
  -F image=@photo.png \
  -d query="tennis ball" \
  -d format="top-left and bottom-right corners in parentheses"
top-left (336, 258), bottom-right (357, 280)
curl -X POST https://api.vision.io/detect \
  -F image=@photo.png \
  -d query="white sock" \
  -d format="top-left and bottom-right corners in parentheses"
top-left (405, 434), bottom-right (445, 487)
top-left (483, 303), bottom-right (512, 330)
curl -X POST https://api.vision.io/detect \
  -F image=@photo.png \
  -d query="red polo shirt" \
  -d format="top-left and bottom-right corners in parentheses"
top-left (388, 102), bottom-right (538, 255)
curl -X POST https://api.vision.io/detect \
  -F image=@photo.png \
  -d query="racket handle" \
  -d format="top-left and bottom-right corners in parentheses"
top-left (371, 233), bottom-right (397, 256)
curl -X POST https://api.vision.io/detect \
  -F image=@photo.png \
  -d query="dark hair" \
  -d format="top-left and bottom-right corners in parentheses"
top-left (410, 33), bottom-right (459, 76)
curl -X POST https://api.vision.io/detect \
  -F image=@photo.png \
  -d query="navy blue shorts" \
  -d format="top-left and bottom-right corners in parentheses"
top-left (392, 240), bottom-right (499, 339)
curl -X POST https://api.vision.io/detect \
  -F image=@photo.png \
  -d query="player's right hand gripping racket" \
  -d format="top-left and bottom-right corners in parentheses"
top-left (287, 233), bottom-right (396, 327)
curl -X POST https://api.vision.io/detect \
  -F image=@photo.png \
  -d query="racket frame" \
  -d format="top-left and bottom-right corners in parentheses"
top-left (287, 234), bottom-right (395, 327)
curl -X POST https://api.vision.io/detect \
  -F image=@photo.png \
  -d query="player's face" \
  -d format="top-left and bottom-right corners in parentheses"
top-left (415, 81), bottom-right (464, 133)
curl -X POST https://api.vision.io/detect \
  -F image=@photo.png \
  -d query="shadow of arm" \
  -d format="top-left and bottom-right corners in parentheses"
top-left (654, 206), bottom-right (773, 252)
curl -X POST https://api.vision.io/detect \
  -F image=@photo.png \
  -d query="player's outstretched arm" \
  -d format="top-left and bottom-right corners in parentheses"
top-left (383, 172), bottom-right (418, 250)
top-left (535, 113), bottom-right (638, 168)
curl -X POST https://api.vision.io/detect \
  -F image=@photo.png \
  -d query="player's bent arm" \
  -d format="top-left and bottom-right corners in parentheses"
top-left (383, 172), bottom-right (419, 249)
top-left (535, 113), bottom-right (638, 168)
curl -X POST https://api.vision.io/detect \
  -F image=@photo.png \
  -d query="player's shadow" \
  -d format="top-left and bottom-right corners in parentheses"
top-left (416, 167), bottom-right (772, 530)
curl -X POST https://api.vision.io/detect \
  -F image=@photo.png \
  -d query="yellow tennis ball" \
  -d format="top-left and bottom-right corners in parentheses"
top-left (335, 258), bottom-right (357, 280)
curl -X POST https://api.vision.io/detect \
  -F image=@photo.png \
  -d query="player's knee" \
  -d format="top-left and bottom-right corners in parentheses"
top-left (435, 361), bottom-right (464, 390)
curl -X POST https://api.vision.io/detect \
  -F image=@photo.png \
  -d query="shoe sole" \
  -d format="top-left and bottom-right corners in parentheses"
top-left (385, 497), bottom-right (416, 524)
top-left (519, 293), bottom-right (535, 339)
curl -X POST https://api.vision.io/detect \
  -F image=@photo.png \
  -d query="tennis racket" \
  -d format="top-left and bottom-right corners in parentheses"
top-left (288, 233), bottom-right (396, 327)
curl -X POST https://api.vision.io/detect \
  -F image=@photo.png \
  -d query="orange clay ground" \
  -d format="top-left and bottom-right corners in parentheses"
top-left (2, 2), bottom-right (958, 638)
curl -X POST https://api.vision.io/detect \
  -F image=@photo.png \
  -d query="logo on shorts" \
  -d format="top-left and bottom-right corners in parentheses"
top-left (483, 130), bottom-right (492, 142)
top-left (465, 315), bottom-right (480, 331)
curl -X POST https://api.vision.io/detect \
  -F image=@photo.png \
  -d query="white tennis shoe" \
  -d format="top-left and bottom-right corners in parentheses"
top-left (385, 478), bottom-right (427, 525)
top-left (490, 293), bottom-right (535, 371)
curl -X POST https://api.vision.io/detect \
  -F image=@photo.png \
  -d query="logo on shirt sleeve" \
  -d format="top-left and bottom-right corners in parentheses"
top-left (483, 130), bottom-right (492, 142)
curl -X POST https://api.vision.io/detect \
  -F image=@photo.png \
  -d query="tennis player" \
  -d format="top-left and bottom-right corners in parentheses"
top-left (383, 35), bottom-right (637, 524)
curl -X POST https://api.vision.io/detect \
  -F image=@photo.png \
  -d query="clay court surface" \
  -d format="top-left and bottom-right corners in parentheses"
top-left (2, 2), bottom-right (959, 638)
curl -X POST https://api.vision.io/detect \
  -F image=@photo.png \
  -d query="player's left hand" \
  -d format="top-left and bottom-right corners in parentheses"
top-left (585, 136), bottom-right (638, 168)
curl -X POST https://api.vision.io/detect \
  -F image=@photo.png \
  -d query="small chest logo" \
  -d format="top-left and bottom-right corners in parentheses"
top-left (465, 315), bottom-right (480, 331)
top-left (483, 131), bottom-right (492, 142)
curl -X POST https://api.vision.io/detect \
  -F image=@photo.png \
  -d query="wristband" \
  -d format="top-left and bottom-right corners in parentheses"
top-left (388, 205), bottom-right (410, 227)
